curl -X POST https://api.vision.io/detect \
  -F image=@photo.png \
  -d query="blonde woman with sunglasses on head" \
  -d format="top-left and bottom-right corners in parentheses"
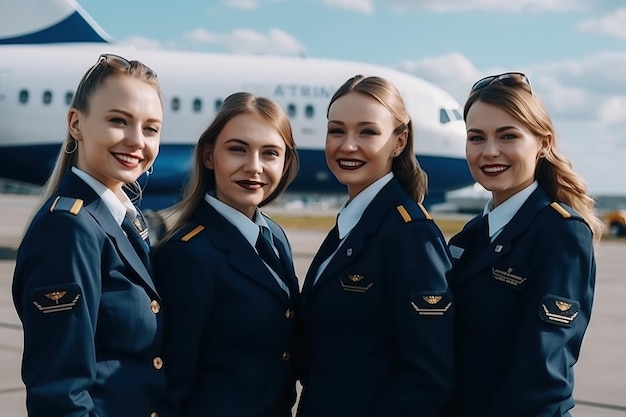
top-left (12, 54), bottom-right (169, 417)
top-left (447, 72), bottom-right (603, 417)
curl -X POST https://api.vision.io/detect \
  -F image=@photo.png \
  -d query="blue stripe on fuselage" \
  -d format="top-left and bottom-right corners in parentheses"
top-left (0, 143), bottom-right (474, 209)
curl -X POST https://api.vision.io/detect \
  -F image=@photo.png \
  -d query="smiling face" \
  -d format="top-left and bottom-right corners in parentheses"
top-left (69, 75), bottom-right (162, 195)
top-left (204, 113), bottom-right (286, 218)
top-left (465, 100), bottom-right (549, 207)
top-left (325, 92), bottom-right (406, 198)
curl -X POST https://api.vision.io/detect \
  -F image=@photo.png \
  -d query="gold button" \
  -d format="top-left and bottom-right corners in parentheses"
top-left (150, 300), bottom-right (160, 314)
top-left (151, 413), bottom-right (159, 417)
top-left (153, 357), bottom-right (163, 369)
top-left (284, 308), bottom-right (294, 319)
top-left (281, 351), bottom-right (290, 361)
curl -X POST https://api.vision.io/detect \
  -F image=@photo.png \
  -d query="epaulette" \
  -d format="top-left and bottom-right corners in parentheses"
top-left (549, 202), bottom-right (573, 219)
top-left (395, 203), bottom-right (432, 224)
top-left (180, 225), bottom-right (205, 242)
top-left (49, 196), bottom-right (83, 215)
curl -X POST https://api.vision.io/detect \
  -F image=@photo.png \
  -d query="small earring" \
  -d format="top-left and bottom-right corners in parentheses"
top-left (64, 139), bottom-right (78, 155)
top-left (539, 150), bottom-right (546, 158)
top-left (146, 165), bottom-right (154, 176)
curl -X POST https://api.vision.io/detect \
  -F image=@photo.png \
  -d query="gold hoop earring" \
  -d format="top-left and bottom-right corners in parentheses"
top-left (64, 139), bottom-right (78, 155)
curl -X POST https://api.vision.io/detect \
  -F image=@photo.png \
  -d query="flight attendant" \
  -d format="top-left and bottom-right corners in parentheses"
top-left (447, 72), bottom-right (604, 416)
top-left (12, 54), bottom-right (167, 417)
top-left (153, 92), bottom-right (300, 417)
top-left (297, 75), bottom-right (455, 417)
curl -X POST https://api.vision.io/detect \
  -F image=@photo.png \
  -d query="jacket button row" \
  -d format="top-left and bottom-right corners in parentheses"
top-left (153, 357), bottom-right (163, 369)
top-left (284, 308), bottom-right (294, 319)
top-left (150, 300), bottom-right (160, 314)
top-left (282, 351), bottom-right (290, 361)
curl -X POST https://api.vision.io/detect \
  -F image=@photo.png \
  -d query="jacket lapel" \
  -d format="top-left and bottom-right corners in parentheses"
top-left (196, 203), bottom-right (291, 304)
top-left (58, 172), bottom-right (158, 295)
top-left (453, 187), bottom-right (552, 286)
top-left (307, 179), bottom-right (400, 293)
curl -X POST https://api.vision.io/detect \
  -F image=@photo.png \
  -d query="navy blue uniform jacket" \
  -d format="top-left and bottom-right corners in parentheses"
top-left (153, 201), bottom-right (300, 417)
top-left (297, 178), bottom-right (455, 417)
top-left (446, 186), bottom-right (596, 417)
top-left (12, 171), bottom-right (168, 417)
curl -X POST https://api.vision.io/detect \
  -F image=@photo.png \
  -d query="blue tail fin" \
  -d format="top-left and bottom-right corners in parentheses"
top-left (0, 0), bottom-right (110, 44)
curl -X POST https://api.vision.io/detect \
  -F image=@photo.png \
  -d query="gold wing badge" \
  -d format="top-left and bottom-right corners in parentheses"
top-left (540, 295), bottom-right (580, 326)
top-left (32, 285), bottom-right (82, 314)
top-left (411, 294), bottom-right (452, 316)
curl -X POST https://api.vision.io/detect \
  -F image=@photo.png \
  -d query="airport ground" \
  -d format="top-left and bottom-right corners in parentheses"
top-left (0, 193), bottom-right (625, 416)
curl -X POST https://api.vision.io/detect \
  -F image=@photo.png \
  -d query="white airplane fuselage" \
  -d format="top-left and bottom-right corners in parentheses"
top-left (0, 43), bottom-right (472, 208)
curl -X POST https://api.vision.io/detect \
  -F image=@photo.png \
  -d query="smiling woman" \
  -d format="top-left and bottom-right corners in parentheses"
top-left (152, 92), bottom-right (301, 417)
top-left (11, 54), bottom-right (168, 417)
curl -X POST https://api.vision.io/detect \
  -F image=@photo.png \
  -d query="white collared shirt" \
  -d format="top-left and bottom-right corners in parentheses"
top-left (314, 172), bottom-right (394, 283)
top-left (205, 193), bottom-right (290, 296)
top-left (483, 181), bottom-right (538, 242)
top-left (71, 166), bottom-right (136, 226)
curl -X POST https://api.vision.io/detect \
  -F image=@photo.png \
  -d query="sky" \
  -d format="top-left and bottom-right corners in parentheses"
top-left (78, 0), bottom-right (626, 196)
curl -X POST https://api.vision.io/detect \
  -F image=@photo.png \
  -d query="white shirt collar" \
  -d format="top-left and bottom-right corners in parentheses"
top-left (483, 181), bottom-right (538, 238)
top-left (337, 172), bottom-right (393, 239)
top-left (204, 192), bottom-right (268, 248)
top-left (71, 166), bottom-right (136, 226)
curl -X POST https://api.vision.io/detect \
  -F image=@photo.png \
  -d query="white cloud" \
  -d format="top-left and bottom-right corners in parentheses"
top-left (598, 96), bottom-right (626, 124)
top-left (384, 0), bottom-right (588, 12)
top-left (118, 36), bottom-right (162, 50)
top-left (578, 8), bottom-right (626, 40)
top-left (222, 0), bottom-right (259, 11)
top-left (182, 27), bottom-right (305, 55)
top-left (323, 0), bottom-right (374, 14)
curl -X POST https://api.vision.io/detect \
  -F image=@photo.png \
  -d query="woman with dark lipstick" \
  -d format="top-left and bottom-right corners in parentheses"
top-left (153, 92), bottom-right (300, 417)
top-left (297, 75), bottom-right (455, 417)
top-left (447, 72), bottom-right (603, 416)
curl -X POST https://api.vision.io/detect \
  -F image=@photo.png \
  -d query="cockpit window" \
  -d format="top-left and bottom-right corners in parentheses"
top-left (452, 109), bottom-right (462, 120)
top-left (440, 108), bottom-right (450, 124)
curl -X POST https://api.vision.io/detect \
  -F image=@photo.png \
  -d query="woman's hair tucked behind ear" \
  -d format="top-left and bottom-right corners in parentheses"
top-left (328, 75), bottom-right (427, 202)
top-left (464, 84), bottom-right (604, 240)
top-left (41, 58), bottom-right (161, 203)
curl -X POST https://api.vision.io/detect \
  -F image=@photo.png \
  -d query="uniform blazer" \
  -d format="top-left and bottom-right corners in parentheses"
top-left (12, 170), bottom-right (167, 417)
top-left (446, 186), bottom-right (596, 417)
top-left (153, 201), bottom-right (300, 417)
top-left (297, 178), bottom-right (455, 417)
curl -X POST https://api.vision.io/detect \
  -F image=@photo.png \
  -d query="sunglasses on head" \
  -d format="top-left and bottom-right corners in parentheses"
top-left (82, 53), bottom-right (156, 83)
top-left (471, 72), bottom-right (532, 94)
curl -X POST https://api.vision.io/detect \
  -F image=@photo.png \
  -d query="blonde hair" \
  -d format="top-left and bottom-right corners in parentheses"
top-left (328, 75), bottom-right (428, 202)
top-left (41, 56), bottom-right (161, 203)
top-left (464, 81), bottom-right (604, 241)
top-left (161, 92), bottom-right (299, 236)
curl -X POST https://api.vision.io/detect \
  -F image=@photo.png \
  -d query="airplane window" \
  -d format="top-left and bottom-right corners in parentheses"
top-left (171, 97), bottom-right (180, 112)
top-left (43, 90), bottom-right (52, 105)
top-left (193, 98), bottom-right (202, 113)
top-left (18, 89), bottom-right (28, 104)
top-left (287, 103), bottom-right (296, 117)
top-left (452, 109), bottom-right (462, 120)
top-left (440, 108), bottom-right (451, 124)
top-left (305, 104), bottom-right (314, 118)
top-left (65, 92), bottom-right (73, 106)
top-left (215, 99), bottom-right (223, 111)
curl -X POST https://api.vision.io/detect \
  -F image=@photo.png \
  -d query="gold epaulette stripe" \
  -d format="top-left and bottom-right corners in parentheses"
top-left (49, 196), bottom-right (83, 215)
top-left (49, 196), bottom-right (61, 213)
top-left (550, 202), bottom-right (571, 218)
top-left (396, 205), bottom-right (412, 223)
top-left (69, 199), bottom-right (83, 215)
top-left (181, 225), bottom-right (205, 242)
top-left (417, 203), bottom-right (433, 220)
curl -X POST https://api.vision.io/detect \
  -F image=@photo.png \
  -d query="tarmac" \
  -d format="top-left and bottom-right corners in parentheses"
top-left (0, 193), bottom-right (624, 416)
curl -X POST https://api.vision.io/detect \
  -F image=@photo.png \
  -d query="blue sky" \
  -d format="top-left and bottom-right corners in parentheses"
top-left (79, 0), bottom-right (626, 195)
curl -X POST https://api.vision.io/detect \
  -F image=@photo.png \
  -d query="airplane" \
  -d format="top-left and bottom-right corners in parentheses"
top-left (0, 0), bottom-right (474, 210)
